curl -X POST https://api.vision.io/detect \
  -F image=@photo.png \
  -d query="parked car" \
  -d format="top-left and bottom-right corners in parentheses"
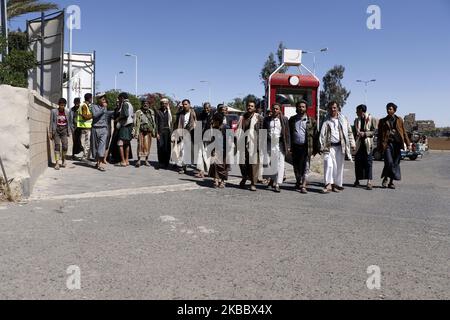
top-left (372, 130), bottom-right (426, 161)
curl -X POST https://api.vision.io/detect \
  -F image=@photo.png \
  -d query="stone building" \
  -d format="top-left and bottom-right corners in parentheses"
top-left (403, 113), bottom-right (436, 133)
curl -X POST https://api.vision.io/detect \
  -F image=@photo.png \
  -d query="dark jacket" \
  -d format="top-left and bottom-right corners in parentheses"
top-left (155, 107), bottom-right (173, 135)
top-left (378, 115), bottom-right (411, 151)
top-left (263, 115), bottom-right (291, 154)
top-left (175, 109), bottom-right (197, 131)
top-left (289, 114), bottom-right (319, 157)
top-left (199, 110), bottom-right (213, 133)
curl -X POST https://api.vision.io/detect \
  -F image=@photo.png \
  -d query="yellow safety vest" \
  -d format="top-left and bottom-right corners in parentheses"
top-left (77, 102), bottom-right (93, 129)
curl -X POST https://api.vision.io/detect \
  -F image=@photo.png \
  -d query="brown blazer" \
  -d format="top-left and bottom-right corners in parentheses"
top-left (377, 115), bottom-right (411, 152)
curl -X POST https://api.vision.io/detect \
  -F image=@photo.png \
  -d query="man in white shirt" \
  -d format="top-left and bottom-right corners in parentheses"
top-left (263, 104), bottom-right (290, 193)
top-left (319, 101), bottom-right (356, 194)
top-left (173, 99), bottom-right (197, 174)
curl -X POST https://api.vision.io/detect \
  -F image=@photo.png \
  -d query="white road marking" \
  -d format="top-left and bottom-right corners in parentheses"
top-left (160, 216), bottom-right (178, 223)
top-left (29, 182), bottom-right (215, 202)
top-left (198, 226), bottom-right (215, 234)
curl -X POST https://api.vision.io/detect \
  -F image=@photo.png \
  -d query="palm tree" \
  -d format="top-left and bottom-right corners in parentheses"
top-left (7, 0), bottom-right (59, 19)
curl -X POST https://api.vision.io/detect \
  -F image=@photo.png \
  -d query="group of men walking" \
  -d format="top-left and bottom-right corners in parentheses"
top-left (50, 92), bottom-right (412, 193)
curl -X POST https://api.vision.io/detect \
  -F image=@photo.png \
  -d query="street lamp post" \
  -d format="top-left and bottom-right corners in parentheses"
top-left (356, 79), bottom-right (377, 105)
top-left (304, 48), bottom-right (328, 131)
top-left (200, 81), bottom-right (211, 104)
top-left (125, 53), bottom-right (138, 96)
top-left (303, 47), bottom-right (328, 75)
top-left (0, 0), bottom-right (9, 61)
top-left (114, 71), bottom-right (124, 91)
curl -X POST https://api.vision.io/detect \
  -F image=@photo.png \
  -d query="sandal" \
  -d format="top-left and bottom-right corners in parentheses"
top-left (98, 166), bottom-right (106, 172)
top-left (195, 172), bottom-right (205, 178)
top-left (322, 184), bottom-right (332, 194)
top-left (300, 187), bottom-right (308, 194)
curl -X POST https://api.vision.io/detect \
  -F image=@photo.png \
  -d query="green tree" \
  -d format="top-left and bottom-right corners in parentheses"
top-left (104, 90), bottom-right (141, 112)
top-left (228, 98), bottom-right (245, 111)
top-left (276, 42), bottom-right (288, 73)
top-left (319, 65), bottom-right (351, 110)
top-left (0, 34), bottom-right (35, 87)
top-left (260, 41), bottom-right (288, 84)
top-left (7, 0), bottom-right (58, 19)
top-left (260, 53), bottom-right (277, 84)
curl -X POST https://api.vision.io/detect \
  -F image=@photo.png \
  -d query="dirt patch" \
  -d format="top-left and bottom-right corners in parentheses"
top-left (429, 138), bottom-right (450, 151)
top-left (0, 178), bottom-right (22, 202)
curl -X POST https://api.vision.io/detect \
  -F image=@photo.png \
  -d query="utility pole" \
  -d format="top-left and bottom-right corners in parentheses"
top-left (0, 0), bottom-right (8, 61)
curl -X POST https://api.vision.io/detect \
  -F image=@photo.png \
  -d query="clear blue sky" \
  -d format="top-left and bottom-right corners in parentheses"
top-left (10, 0), bottom-right (450, 126)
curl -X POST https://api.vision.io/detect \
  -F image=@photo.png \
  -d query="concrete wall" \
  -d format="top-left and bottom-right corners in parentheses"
top-left (0, 85), bottom-right (55, 198)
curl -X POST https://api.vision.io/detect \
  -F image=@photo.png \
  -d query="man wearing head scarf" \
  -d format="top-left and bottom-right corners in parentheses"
top-left (155, 98), bottom-right (173, 169)
top-left (353, 104), bottom-right (378, 190)
top-left (173, 99), bottom-right (197, 174)
top-left (263, 103), bottom-right (290, 193)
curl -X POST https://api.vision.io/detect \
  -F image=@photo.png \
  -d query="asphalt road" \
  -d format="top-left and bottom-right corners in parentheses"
top-left (0, 151), bottom-right (449, 300)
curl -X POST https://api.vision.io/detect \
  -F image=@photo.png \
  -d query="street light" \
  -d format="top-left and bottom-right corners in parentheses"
top-left (114, 71), bottom-right (124, 91)
top-left (356, 79), bottom-right (377, 105)
top-left (125, 53), bottom-right (138, 96)
top-left (304, 48), bottom-right (328, 131)
top-left (200, 80), bottom-right (211, 104)
top-left (1, 0), bottom-right (9, 61)
top-left (303, 47), bottom-right (328, 75)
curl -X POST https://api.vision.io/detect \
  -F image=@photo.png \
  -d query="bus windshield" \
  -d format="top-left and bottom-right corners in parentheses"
top-left (275, 88), bottom-right (313, 107)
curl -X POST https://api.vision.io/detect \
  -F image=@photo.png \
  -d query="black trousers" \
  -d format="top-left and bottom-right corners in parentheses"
top-left (292, 144), bottom-right (309, 185)
top-left (72, 128), bottom-right (82, 155)
top-left (382, 142), bottom-right (402, 181)
top-left (355, 143), bottom-right (373, 181)
top-left (158, 129), bottom-right (172, 166)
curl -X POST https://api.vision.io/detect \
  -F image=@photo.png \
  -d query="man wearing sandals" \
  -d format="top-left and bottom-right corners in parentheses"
top-left (320, 101), bottom-right (356, 194)
top-left (377, 103), bottom-right (411, 190)
top-left (288, 100), bottom-right (319, 194)
top-left (263, 104), bottom-right (290, 193)
top-left (237, 99), bottom-right (264, 192)
top-left (353, 104), bottom-right (378, 191)
top-left (173, 99), bottom-right (197, 174)
top-left (50, 98), bottom-right (71, 170)
top-left (134, 100), bottom-right (156, 168)
top-left (116, 92), bottom-right (135, 167)
top-left (91, 93), bottom-right (114, 172)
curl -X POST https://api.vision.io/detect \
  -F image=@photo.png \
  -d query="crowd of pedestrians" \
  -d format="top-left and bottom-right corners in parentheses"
top-left (50, 92), bottom-right (412, 193)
